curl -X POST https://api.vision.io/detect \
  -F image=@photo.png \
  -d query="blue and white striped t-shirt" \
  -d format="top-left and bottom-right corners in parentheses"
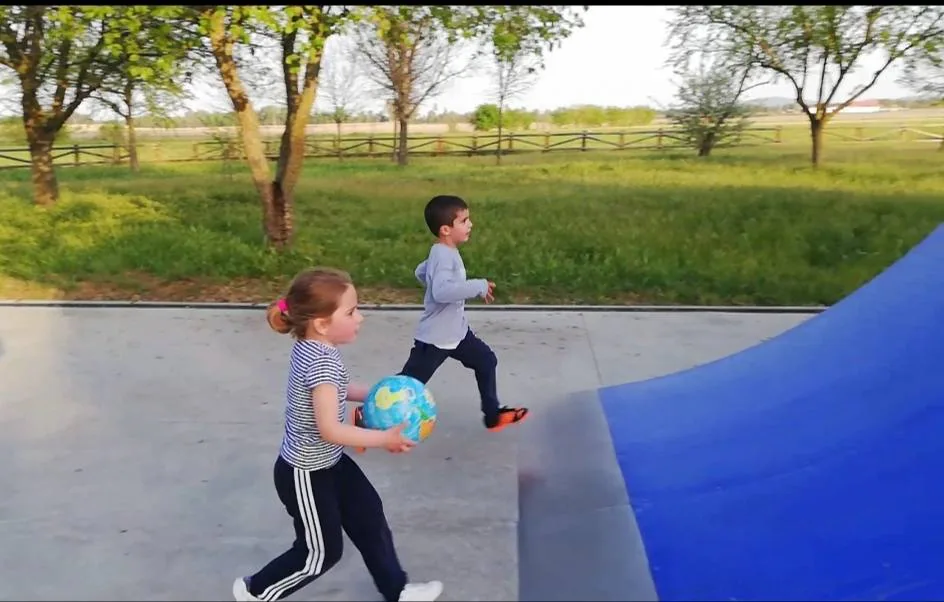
top-left (278, 339), bottom-right (349, 471)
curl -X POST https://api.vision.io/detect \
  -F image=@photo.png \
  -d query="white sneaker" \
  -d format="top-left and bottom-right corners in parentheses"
top-left (233, 577), bottom-right (261, 601)
top-left (398, 580), bottom-right (444, 601)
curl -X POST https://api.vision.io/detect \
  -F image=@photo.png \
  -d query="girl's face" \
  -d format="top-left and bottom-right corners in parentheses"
top-left (310, 284), bottom-right (363, 345)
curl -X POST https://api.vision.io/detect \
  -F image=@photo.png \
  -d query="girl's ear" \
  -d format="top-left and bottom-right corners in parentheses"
top-left (312, 316), bottom-right (332, 336)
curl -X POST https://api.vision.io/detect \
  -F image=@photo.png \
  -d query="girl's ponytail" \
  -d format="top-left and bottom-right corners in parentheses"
top-left (266, 298), bottom-right (292, 335)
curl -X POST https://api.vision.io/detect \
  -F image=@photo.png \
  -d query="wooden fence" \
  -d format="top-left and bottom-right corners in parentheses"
top-left (0, 143), bottom-right (127, 170)
top-left (0, 125), bottom-right (941, 170)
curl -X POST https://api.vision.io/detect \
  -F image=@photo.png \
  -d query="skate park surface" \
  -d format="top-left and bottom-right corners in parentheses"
top-left (2, 225), bottom-right (941, 602)
top-left (1, 303), bottom-right (806, 601)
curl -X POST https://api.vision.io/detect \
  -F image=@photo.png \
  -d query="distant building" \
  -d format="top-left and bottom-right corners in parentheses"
top-left (827, 98), bottom-right (882, 114)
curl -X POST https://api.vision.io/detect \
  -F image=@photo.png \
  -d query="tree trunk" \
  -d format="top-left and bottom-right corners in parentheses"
top-left (389, 102), bottom-right (398, 163)
top-left (698, 131), bottom-right (715, 157)
top-left (268, 117), bottom-right (306, 251)
top-left (264, 182), bottom-right (291, 249)
top-left (397, 116), bottom-right (409, 166)
top-left (123, 85), bottom-right (139, 172)
top-left (496, 103), bottom-right (504, 165)
top-left (125, 114), bottom-right (139, 172)
top-left (230, 105), bottom-right (281, 247)
top-left (26, 128), bottom-right (59, 206)
top-left (810, 117), bottom-right (824, 168)
top-left (208, 10), bottom-right (280, 248)
top-left (271, 50), bottom-right (321, 251)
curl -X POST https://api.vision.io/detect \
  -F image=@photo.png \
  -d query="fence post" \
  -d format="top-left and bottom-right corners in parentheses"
top-left (73, 144), bottom-right (80, 166)
top-left (368, 135), bottom-right (374, 156)
top-left (775, 126), bottom-right (782, 143)
top-left (112, 144), bottom-right (120, 165)
top-left (544, 133), bottom-right (550, 152)
top-left (471, 135), bottom-right (478, 156)
top-left (618, 132), bottom-right (625, 149)
top-left (581, 130), bottom-right (588, 151)
top-left (507, 132), bottom-right (514, 152)
top-left (657, 129), bottom-right (664, 150)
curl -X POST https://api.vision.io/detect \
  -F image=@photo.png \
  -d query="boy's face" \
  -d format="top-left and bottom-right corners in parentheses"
top-left (442, 208), bottom-right (473, 245)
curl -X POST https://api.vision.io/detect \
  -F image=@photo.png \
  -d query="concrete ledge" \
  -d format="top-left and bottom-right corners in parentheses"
top-left (0, 300), bottom-right (826, 314)
top-left (517, 389), bottom-right (658, 601)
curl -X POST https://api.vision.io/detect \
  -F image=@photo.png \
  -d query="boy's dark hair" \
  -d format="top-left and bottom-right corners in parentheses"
top-left (424, 194), bottom-right (468, 237)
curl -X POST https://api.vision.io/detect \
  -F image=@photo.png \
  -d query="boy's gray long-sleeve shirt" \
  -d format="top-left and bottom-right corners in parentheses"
top-left (413, 243), bottom-right (489, 348)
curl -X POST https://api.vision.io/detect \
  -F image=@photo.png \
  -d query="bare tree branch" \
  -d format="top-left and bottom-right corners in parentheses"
top-left (319, 35), bottom-right (366, 137)
top-left (351, 13), bottom-right (479, 165)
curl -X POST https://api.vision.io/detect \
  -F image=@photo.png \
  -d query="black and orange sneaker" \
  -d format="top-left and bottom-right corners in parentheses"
top-left (484, 406), bottom-right (529, 432)
top-left (352, 406), bottom-right (367, 454)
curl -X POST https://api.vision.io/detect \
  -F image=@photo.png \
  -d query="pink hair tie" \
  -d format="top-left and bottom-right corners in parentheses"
top-left (276, 298), bottom-right (288, 313)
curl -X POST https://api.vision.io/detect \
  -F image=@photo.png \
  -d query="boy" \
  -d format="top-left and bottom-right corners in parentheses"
top-left (398, 194), bottom-right (529, 432)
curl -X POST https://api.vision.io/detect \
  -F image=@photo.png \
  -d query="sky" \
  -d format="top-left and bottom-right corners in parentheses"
top-left (408, 5), bottom-right (915, 115)
top-left (0, 5), bottom-right (919, 119)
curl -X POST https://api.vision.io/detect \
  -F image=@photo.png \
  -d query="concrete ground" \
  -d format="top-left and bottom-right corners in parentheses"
top-left (0, 307), bottom-right (811, 601)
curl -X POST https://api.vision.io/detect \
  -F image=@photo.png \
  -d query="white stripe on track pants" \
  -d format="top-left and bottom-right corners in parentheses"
top-left (246, 453), bottom-right (408, 602)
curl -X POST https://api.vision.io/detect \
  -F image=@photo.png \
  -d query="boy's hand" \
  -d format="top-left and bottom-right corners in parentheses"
top-left (484, 281), bottom-right (495, 304)
top-left (383, 422), bottom-right (416, 454)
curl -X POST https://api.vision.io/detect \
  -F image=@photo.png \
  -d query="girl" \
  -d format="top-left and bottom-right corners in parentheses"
top-left (233, 267), bottom-right (443, 602)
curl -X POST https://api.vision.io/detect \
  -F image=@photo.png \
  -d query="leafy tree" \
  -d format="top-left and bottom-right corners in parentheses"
top-left (489, 39), bottom-right (539, 164)
top-left (90, 11), bottom-right (198, 172)
top-left (665, 53), bottom-right (762, 157)
top-left (0, 6), bottom-right (188, 205)
top-left (351, 6), bottom-right (477, 166)
top-left (470, 104), bottom-right (537, 133)
top-left (668, 6), bottom-right (944, 166)
top-left (195, 5), bottom-right (352, 250)
top-left (471, 103), bottom-right (500, 131)
top-left (481, 6), bottom-right (586, 163)
top-left (353, 5), bottom-right (587, 166)
top-left (900, 47), bottom-right (944, 101)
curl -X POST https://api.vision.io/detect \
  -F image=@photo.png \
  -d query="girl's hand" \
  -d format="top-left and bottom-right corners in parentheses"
top-left (383, 422), bottom-right (416, 454)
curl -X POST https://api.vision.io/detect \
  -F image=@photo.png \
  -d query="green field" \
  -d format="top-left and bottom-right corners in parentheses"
top-left (1, 137), bottom-right (942, 306)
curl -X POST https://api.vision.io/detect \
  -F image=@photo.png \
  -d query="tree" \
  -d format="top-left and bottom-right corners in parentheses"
top-left (470, 103), bottom-right (500, 130)
top-left (665, 53), bottom-right (762, 157)
top-left (195, 5), bottom-right (352, 250)
top-left (352, 7), bottom-right (475, 166)
top-left (0, 6), bottom-right (186, 205)
top-left (489, 41), bottom-right (539, 164)
top-left (90, 13), bottom-right (197, 172)
top-left (485, 6), bottom-right (585, 163)
top-left (352, 6), bottom-right (587, 166)
top-left (318, 34), bottom-right (366, 144)
top-left (668, 6), bottom-right (944, 167)
top-left (901, 48), bottom-right (944, 99)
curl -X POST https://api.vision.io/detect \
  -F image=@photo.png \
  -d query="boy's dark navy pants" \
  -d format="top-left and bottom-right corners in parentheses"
top-left (399, 328), bottom-right (501, 419)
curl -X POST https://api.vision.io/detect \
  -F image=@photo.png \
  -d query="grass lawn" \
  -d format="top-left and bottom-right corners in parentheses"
top-left (1, 139), bottom-right (942, 306)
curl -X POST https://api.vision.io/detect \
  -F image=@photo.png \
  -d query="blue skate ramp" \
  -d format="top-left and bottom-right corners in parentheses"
top-left (599, 224), bottom-right (944, 601)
